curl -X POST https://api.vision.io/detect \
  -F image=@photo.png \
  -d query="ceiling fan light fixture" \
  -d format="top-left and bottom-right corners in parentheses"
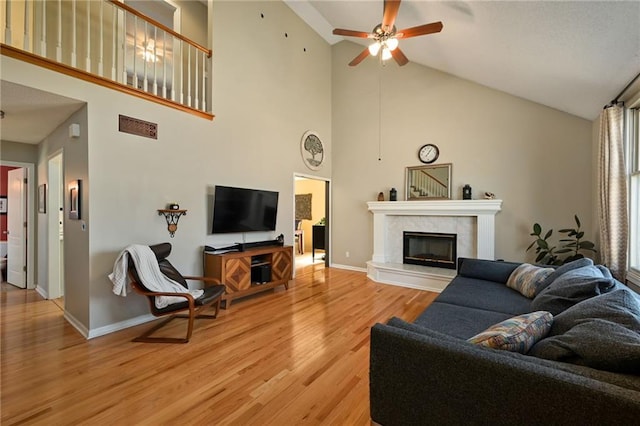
top-left (381, 46), bottom-right (392, 61)
top-left (142, 49), bottom-right (159, 63)
top-left (334, 0), bottom-right (443, 67)
top-left (386, 37), bottom-right (399, 51)
top-left (368, 41), bottom-right (381, 56)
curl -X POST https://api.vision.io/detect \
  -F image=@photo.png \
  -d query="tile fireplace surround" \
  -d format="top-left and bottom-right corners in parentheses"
top-left (367, 200), bottom-right (503, 292)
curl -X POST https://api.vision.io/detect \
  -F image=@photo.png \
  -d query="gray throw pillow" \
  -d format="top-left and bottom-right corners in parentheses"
top-left (549, 288), bottom-right (640, 336)
top-left (529, 289), bottom-right (640, 373)
top-left (529, 321), bottom-right (640, 373)
top-left (530, 262), bottom-right (618, 315)
top-left (533, 258), bottom-right (594, 296)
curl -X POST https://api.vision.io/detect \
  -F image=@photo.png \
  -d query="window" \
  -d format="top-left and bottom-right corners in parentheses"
top-left (628, 107), bottom-right (640, 285)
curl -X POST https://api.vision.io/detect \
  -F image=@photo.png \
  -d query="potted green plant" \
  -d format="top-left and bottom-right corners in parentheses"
top-left (526, 215), bottom-right (597, 265)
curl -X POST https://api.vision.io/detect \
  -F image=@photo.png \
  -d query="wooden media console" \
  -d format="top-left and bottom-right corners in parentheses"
top-left (203, 245), bottom-right (292, 308)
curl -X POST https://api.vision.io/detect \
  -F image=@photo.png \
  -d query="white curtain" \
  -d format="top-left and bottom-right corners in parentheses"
top-left (598, 105), bottom-right (628, 281)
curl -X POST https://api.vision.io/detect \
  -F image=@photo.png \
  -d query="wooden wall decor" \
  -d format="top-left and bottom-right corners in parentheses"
top-left (295, 193), bottom-right (312, 220)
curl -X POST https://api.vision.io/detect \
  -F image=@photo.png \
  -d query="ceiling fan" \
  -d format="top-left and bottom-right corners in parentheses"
top-left (332, 0), bottom-right (443, 67)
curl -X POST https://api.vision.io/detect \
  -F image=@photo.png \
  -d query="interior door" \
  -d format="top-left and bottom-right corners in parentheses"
top-left (7, 167), bottom-right (26, 288)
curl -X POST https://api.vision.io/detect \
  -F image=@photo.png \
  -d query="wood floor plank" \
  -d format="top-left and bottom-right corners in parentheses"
top-left (1, 265), bottom-right (436, 425)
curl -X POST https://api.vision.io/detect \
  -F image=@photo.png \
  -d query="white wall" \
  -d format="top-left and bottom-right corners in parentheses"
top-left (1, 1), bottom-right (599, 335)
top-left (1, 0), bottom-right (331, 334)
top-left (331, 41), bottom-right (594, 268)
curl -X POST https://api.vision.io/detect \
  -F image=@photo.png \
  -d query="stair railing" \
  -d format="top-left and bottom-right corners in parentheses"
top-left (410, 170), bottom-right (448, 198)
top-left (1, 0), bottom-right (212, 117)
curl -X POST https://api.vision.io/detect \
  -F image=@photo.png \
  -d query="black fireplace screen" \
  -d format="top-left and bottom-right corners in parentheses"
top-left (403, 231), bottom-right (457, 269)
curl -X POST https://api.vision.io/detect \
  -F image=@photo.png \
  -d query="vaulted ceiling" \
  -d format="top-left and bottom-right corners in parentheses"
top-left (286, 0), bottom-right (640, 120)
top-left (2, 1), bottom-right (638, 145)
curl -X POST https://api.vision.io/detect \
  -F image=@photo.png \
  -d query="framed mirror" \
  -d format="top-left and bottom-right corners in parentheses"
top-left (405, 163), bottom-right (452, 200)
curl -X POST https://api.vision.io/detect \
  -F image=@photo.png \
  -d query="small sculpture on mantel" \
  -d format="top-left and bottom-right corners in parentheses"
top-left (377, 192), bottom-right (385, 201)
top-left (484, 192), bottom-right (496, 200)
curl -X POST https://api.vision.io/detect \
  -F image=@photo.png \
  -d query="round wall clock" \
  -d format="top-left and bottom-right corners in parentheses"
top-left (418, 143), bottom-right (439, 164)
top-left (301, 130), bottom-right (325, 170)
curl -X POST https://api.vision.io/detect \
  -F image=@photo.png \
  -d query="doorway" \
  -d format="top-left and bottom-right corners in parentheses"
top-left (0, 161), bottom-right (35, 290)
top-left (294, 175), bottom-right (330, 272)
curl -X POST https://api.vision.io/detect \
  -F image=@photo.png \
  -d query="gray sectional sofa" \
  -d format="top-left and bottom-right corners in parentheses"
top-left (370, 257), bottom-right (640, 426)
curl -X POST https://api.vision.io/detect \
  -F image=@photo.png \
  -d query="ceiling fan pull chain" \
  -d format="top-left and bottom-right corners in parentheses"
top-left (378, 64), bottom-right (383, 161)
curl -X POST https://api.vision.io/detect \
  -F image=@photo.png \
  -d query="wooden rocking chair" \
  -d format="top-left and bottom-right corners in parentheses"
top-left (127, 243), bottom-right (226, 343)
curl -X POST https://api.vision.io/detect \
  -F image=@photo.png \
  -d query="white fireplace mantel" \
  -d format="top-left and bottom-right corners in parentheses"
top-left (367, 199), bottom-right (503, 263)
top-left (366, 199), bottom-right (502, 292)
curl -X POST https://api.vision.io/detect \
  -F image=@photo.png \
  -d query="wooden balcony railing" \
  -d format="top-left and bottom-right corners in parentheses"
top-left (1, 0), bottom-right (213, 120)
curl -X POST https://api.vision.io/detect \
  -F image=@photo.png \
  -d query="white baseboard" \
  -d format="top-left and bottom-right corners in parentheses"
top-left (35, 285), bottom-right (48, 299)
top-left (61, 310), bottom-right (155, 340)
top-left (63, 310), bottom-right (89, 338)
top-left (87, 313), bottom-right (156, 339)
top-left (330, 263), bottom-right (367, 273)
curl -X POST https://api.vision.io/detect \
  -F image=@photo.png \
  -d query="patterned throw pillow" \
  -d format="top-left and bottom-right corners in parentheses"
top-left (467, 311), bottom-right (553, 354)
top-left (507, 263), bottom-right (555, 298)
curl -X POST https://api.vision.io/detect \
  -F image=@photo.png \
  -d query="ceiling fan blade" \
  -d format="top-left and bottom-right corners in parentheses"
top-left (397, 21), bottom-right (443, 39)
top-left (382, 0), bottom-right (401, 30)
top-left (391, 47), bottom-right (409, 66)
top-left (349, 48), bottom-right (371, 66)
top-left (333, 28), bottom-right (372, 38)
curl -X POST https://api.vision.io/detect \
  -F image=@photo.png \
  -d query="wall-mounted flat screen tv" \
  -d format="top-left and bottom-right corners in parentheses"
top-left (211, 185), bottom-right (279, 234)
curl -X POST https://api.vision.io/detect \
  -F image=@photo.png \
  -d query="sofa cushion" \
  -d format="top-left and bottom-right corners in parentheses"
top-left (457, 257), bottom-right (522, 284)
top-left (530, 261), bottom-right (619, 315)
top-left (387, 317), bottom-right (464, 343)
top-left (506, 263), bottom-right (555, 298)
top-left (435, 276), bottom-right (532, 316)
top-left (415, 301), bottom-right (515, 339)
top-left (467, 311), bottom-right (553, 354)
top-left (530, 289), bottom-right (640, 373)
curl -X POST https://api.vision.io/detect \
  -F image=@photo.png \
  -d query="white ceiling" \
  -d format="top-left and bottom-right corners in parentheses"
top-left (0, 81), bottom-right (85, 144)
top-left (285, 0), bottom-right (640, 120)
top-left (1, 1), bottom-right (638, 146)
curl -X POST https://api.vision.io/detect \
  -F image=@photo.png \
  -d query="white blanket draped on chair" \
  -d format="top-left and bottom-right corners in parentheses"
top-left (108, 244), bottom-right (203, 308)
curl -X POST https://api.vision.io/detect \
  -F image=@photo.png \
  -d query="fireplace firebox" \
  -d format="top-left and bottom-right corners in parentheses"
top-left (403, 231), bottom-right (457, 269)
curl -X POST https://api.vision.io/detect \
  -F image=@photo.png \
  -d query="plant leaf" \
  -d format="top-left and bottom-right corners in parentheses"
top-left (533, 223), bottom-right (542, 236)
top-left (535, 252), bottom-right (546, 263)
top-left (526, 241), bottom-right (537, 251)
top-left (538, 240), bottom-right (549, 250)
top-left (558, 228), bottom-right (573, 233)
top-left (543, 229), bottom-right (553, 240)
top-left (576, 231), bottom-right (584, 239)
top-left (555, 248), bottom-right (572, 253)
top-left (575, 215), bottom-right (581, 227)
top-left (579, 241), bottom-right (595, 249)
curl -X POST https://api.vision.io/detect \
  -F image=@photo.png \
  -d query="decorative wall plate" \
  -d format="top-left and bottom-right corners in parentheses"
top-left (301, 130), bottom-right (324, 171)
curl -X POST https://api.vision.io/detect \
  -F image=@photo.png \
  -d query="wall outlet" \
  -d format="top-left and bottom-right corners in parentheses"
top-left (345, 251), bottom-right (350, 258)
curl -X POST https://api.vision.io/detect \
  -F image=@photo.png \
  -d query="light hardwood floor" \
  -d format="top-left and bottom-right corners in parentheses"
top-left (1, 264), bottom-right (437, 425)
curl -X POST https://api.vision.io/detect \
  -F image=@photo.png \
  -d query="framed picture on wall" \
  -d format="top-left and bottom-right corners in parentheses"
top-left (69, 180), bottom-right (82, 220)
top-left (0, 196), bottom-right (6, 215)
top-left (38, 184), bottom-right (47, 214)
